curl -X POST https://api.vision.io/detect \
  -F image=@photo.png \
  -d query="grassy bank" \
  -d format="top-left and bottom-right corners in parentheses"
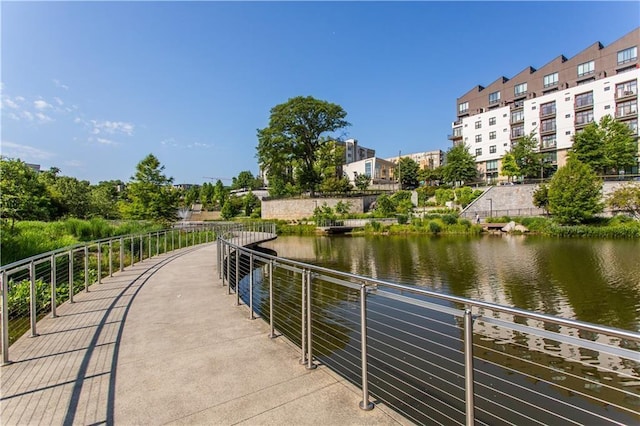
top-left (1, 218), bottom-right (162, 265)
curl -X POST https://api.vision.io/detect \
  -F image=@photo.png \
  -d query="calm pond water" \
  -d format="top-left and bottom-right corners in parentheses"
top-left (261, 234), bottom-right (640, 332)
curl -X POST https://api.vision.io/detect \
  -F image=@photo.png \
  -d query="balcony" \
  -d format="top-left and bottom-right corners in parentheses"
top-left (448, 133), bottom-right (463, 141)
top-left (575, 118), bottom-right (594, 128)
top-left (540, 142), bottom-right (557, 151)
top-left (540, 125), bottom-right (556, 136)
top-left (616, 108), bottom-right (638, 120)
top-left (540, 108), bottom-right (556, 118)
top-left (453, 119), bottom-right (462, 126)
top-left (510, 101), bottom-right (524, 110)
top-left (510, 129), bottom-right (525, 139)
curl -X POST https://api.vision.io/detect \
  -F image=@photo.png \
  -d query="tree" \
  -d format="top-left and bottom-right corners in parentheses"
top-left (242, 191), bottom-right (260, 217)
top-left (607, 183), bottom-right (640, 220)
top-left (398, 157), bottom-right (419, 189)
top-left (354, 173), bottom-right (371, 191)
top-left (232, 171), bottom-right (259, 190)
top-left (200, 182), bottom-right (215, 209)
top-left (511, 132), bottom-right (546, 179)
top-left (442, 144), bottom-right (477, 186)
top-left (533, 183), bottom-right (550, 215)
top-left (257, 96), bottom-right (350, 196)
top-left (548, 158), bottom-right (603, 225)
top-left (52, 176), bottom-right (92, 218)
top-left (90, 180), bottom-right (123, 219)
top-left (571, 115), bottom-right (637, 175)
top-left (419, 166), bottom-right (443, 186)
top-left (121, 154), bottom-right (179, 224)
top-left (0, 157), bottom-right (50, 227)
top-left (500, 153), bottom-right (520, 182)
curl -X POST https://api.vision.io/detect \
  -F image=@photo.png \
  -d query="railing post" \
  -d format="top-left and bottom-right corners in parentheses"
top-left (306, 270), bottom-right (316, 370)
top-left (120, 237), bottom-right (124, 272)
top-left (249, 253), bottom-right (254, 320)
top-left (29, 261), bottom-right (38, 337)
top-left (300, 269), bottom-right (306, 364)
top-left (140, 235), bottom-right (144, 262)
top-left (97, 243), bottom-right (102, 285)
top-left (464, 308), bottom-right (476, 426)
top-left (130, 237), bottom-right (134, 267)
top-left (51, 255), bottom-right (57, 318)
top-left (1, 272), bottom-right (10, 365)
top-left (217, 239), bottom-right (222, 279)
top-left (84, 246), bottom-right (89, 291)
top-left (164, 231), bottom-right (167, 254)
top-left (269, 260), bottom-right (276, 339)
top-left (179, 231), bottom-right (182, 249)
top-left (156, 232), bottom-right (160, 256)
top-left (69, 250), bottom-right (74, 303)
top-left (109, 240), bottom-right (113, 277)
top-left (148, 233), bottom-right (152, 258)
top-left (235, 249), bottom-right (240, 306)
top-left (359, 284), bottom-right (374, 410)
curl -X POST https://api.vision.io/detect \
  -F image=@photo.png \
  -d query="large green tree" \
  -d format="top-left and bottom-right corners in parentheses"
top-left (232, 171), bottom-right (260, 190)
top-left (500, 153), bottom-right (520, 182)
top-left (90, 180), bottom-right (124, 219)
top-left (397, 157), bottom-right (420, 189)
top-left (571, 115), bottom-right (637, 175)
top-left (511, 132), bottom-right (549, 179)
top-left (0, 158), bottom-right (50, 227)
top-left (442, 144), bottom-right (477, 186)
top-left (548, 158), bottom-right (603, 224)
top-left (257, 96), bottom-right (350, 196)
top-left (121, 154), bottom-right (179, 224)
top-left (607, 183), bottom-right (640, 220)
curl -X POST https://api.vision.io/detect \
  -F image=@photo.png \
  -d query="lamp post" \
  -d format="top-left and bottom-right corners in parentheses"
top-left (488, 198), bottom-right (493, 218)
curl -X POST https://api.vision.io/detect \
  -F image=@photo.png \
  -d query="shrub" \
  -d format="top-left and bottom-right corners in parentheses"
top-left (428, 221), bottom-right (442, 234)
top-left (442, 214), bottom-right (458, 225)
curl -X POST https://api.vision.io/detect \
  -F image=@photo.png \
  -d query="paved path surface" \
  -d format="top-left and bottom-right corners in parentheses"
top-left (1, 243), bottom-right (410, 425)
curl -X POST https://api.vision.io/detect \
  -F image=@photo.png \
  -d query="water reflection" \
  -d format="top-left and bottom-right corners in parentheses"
top-left (262, 235), bottom-right (640, 331)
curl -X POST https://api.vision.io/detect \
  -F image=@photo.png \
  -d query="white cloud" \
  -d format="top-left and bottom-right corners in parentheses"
top-left (34, 100), bottom-right (52, 110)
top-left (53, 79), bottom-right (69, 90)
top-left (96, 137), bottom-right (116, 145)
top-left (21, 111), bottom-right (34, 121)
top-left (3, 98), bottom-right (19, 109)
top-left (7, 112), bottom-right (20, 120)
top-left (15, 96), bottom-right (25, 102)
top-left (74, 117), bottom-right (83, 124)
top-left (1, 141), bottom-right (54, 160)
top-left (91, 120), bottom-right (134, 135)
top-left (35, 112), bottom-right (53, 123)
top-left (54, 97), bottom-right (64, 106)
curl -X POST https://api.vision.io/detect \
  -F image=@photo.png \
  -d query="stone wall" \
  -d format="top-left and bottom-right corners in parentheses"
top-left (261, 195), bottom-right (379, 220)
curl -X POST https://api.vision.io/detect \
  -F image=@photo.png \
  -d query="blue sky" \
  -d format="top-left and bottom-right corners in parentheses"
top-left (2, 1), bottom-right (639, 185)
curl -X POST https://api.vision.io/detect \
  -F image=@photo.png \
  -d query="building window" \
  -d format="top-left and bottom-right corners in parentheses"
top-left (459, 102), bottom-right (469, 114)
top-left (487, 159), bottom-right (498, 172)
top-left (511, 125), bottom-right (525, 138)
top-left (577, 60), bottom-right (595, 77)
top-left (617, 46), bottom-right (638, 65)
top-left (514, 82), bottom-right (527, 97)
top-left (575, 92), bottom-right (593, 108)
top-left (616, 80), bottom-right (638, 98)
top-left (540, 101), bottom-right (556, 116)
top-left (489, 145), bottom-right (496, 154)
top-left (541, 118), bottom-right (556, 133)
top-left (475, 121), bottom-right (482, 129)
top-left (489, 91), bottom-right (501, 105)
top-left (541, 134), bottom-right (557, 149)
top-left (626, 119), bottom-right (638, 135)
top-left (453, 127), bottom-right (462, 137)
top-left (616, 100), bottom-right (638, 119)
top-left (475, 148), bottom-right (482, 157)
top-left (575, 110), bottom-right (594, 126)
top-left (489, 117), bottom-right (496, 126)
top-left (475, 134), bottom-right (482, 143)
top-left (489, 131), bottom-right (496, 140)
top-left (543, 72), bottom-right (559, 88)
top-left (511, 110), bottom-right (524, 123)
top-left (364, 161), bottom-right (372, 177)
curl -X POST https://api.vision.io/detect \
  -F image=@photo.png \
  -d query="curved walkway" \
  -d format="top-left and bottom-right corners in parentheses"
top-left (0, 243), bottom-right (408, 425)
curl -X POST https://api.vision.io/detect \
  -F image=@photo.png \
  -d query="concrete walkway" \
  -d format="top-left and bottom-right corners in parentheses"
top-left (1, 244), bottom-right (410, 425)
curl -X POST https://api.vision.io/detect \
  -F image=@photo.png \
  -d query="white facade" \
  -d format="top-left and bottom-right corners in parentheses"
top-left (342, 157), bottom-right (396, 184)
top-left (340, 138), bottom-right (376, 164)
top-left (455, 69), bottom-right (639, 181)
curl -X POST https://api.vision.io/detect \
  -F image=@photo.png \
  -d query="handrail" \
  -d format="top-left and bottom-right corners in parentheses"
top-left (218, 232), bottom-right (640, 425)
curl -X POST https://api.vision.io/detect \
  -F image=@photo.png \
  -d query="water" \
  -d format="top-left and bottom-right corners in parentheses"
top-left (261, 234), bottom-right (640, 331)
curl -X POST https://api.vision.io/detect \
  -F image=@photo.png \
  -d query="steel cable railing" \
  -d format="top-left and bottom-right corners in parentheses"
top-left (219, 230), bottom-right (640, 426)
top-left (1, 222), bottom-right (231, 364)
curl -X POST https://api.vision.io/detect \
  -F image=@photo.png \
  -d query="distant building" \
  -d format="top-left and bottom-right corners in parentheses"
top-left (25, 163), bottom-right (41, 172)
top-left (449, 27), bottom-right (639, 183)
top-left (173, 183), bottom-right (199, 191)
top-left (337, 138), bottom-right (376, 164)
top-left (342, 157), bottom-right (396, 185)
top-left (386, 150), bottom-right (445, 170)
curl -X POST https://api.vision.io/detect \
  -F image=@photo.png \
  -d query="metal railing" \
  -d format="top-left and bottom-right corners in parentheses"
top-left (219, 231), bottom-right (640, 425)
top-left (0, 222), bottom-right (250, 364)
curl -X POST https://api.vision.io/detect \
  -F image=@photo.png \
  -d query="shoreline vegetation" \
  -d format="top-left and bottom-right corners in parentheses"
top-left (2, 214), bottom-right (639, 267)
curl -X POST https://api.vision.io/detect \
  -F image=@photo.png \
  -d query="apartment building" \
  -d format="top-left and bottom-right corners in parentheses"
top-left (337, 138), bottom-right (376, 164)
top-left (386, 150), bottom-right (445, 170)
top-left (449, 28), bottom-right (639, 183)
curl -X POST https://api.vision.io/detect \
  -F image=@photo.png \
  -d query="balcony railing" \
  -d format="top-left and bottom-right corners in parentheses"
top-left (615, 89), bottom-right (637, 99)
top-left (616, 107), bottom-right (638, 119)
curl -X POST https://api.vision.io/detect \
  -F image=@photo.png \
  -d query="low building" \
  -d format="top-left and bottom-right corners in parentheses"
top-left (342, 157), bottom-right (396, 185)
top-left (337, 138), bottom-right (376, 164)
top-left (386, 150), bottom-right (445, 170)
